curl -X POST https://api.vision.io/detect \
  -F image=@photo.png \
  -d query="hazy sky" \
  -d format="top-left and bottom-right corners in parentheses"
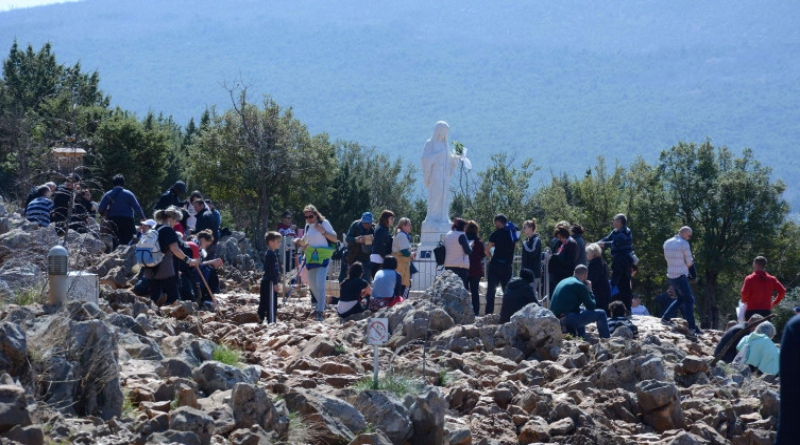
top-left (0, 0), bottom-right (79, 12)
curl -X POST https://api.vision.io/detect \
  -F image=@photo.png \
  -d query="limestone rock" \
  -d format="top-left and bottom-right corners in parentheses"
top-left (0, 424), bottom-right (44, 445)
top-left (169, 406), bottom-right (215, 445)
top-left (354, 391), bottom-right (412, 445)
top-left (421, 271), bottom-right (475, 325)
top-left (229, 425), bottom-right (273, 445)
top-left (192, 361), bottom-right (254, 395)
top-left (636, 380), bottom-right (687, 433)
top-left (301, 336), bottom-right (337, 358)
top-left (284, 388), bottom-right (365, 443)
top-left (0, 385), bottom-right (31, 433)
top-left (148, 429), bottom-right (202, 445)
top-left (0, 322), bottom-right (27, 376)
top-left (230, 383), bottom-right (285, 435)
top-left (348, 430), bottom-right (394, 445)
top-left (498, 303), bottom-right (563, 361)
top-left (408, 386), bottom-right (446, 445)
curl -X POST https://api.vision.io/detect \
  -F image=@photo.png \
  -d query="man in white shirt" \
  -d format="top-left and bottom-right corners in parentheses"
top-left (661, 226), bottom-right (701, 336)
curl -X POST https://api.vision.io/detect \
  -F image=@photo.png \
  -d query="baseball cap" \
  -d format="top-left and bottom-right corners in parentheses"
top-left (173, 181), bottom-right (187, 195)
top-left (361, 212), bottom-right (373, 223)
top-left (142, 219), bottom-right (157, 228)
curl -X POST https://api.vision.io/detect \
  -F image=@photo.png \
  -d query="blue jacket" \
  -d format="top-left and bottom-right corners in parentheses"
top-left (98, 187), bottom-right (146, 220)
top-left (600, 226), bottom-right (633, 259)
top-left (737, 333), bottom-right (780, 375)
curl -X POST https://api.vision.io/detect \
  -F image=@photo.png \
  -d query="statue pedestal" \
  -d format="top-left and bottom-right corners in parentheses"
top-left (412, 218), bottom-right (451, 291)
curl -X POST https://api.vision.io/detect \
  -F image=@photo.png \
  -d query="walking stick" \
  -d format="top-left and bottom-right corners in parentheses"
top-left (195, 263), bottom-right (221, 315)
top-left (283, 258), bottom-right (306, 305)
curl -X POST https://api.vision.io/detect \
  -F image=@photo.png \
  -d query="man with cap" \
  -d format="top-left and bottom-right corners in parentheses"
top-left (154, 181), bottom-right (187, 211)
top-left (98, 174), bottom-right (147, 246)
top-left (345, 212), bottom-right (376, 281)
top-left (51, 173), bottom-right (81, 235)
top-left (499, 268), bottom-right (539, 324)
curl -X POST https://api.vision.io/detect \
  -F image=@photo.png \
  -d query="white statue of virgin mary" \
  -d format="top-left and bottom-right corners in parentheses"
top-left (421, 121), bottom-right (460, 228)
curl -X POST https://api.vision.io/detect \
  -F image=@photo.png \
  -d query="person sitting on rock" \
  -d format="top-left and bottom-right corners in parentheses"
top-left (499, 268), bottom-right (539, 324)
top-left (714, 314), bottom-right (764, 364)
top-left (630, 295), bottom-right (650, 316)
top-left (607, 301), bottom-right (638, 336)
top-left (736, 320), bottom-right (780, 375)
top-left (25, 185), bottom-right (54, 228)
top-left (549, 265), bottom-right (610, 339)
top-left (337, 262), bottom-right (371, 318)
top-left (369, 255), bottom-right (402, 311)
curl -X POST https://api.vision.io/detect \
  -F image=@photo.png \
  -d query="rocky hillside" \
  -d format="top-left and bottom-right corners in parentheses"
top-left (0, 207), bottom-right (781, 444)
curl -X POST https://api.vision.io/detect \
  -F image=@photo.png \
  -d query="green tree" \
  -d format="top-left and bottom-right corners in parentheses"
top-left (0, 41), bottom-right (109, 197)
top-left (189, 88), bottom-right (334, 248)
top-left (89, 110), bottom-right (169, 205)
top-left (659, 140), bottom-right (789, 328)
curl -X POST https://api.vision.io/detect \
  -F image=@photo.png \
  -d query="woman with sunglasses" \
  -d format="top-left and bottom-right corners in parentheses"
top-left (298, 204), bottom-right (337, 321)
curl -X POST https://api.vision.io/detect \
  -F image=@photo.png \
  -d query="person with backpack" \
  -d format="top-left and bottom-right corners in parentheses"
top-left (140, 205), bottom-right (198, 306)
top-left (345, 212), bottom-right (376, 281)
top-left (484, 214), bottom-right (519, 315)
top-left (370, 210), bottom-right (395, 279)
top-left (154, 181), bottom-right (187, 211)
top-left (98, 174), bottom-right (147, 245)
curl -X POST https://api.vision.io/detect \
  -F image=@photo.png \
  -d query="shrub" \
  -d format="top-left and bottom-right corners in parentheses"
top-left (212, 344), bottom-right (243, 368)
top-left (352, 373), bottom-right (424, 397)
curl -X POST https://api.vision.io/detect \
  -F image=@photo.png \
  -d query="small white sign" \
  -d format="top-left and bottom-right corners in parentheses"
top-left (367, 318), bottom-right (389, 345)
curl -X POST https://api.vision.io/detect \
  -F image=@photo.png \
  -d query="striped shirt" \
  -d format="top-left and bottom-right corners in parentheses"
top-left (663, 234), bottom-right (693, 279)
top-left (25, 197), bottom-right (54, 227)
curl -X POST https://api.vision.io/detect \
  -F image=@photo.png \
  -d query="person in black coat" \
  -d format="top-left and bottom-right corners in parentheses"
top-left (499, 269), bottom-right (539, 324)
top-left (154, 181), bottom-right (187, 211)
top-left (777, 314), bottom-right (800, 444)
top-left (586, 242), bottom-right (612, 315)
top-left (520, 219), bottom-right (543, 298)
top-left (370, 210), bottom-right (395, 279)
top-left (258, 231), bottom-right (283, 324)
top-left (549, 225), bottom-right (579, 294)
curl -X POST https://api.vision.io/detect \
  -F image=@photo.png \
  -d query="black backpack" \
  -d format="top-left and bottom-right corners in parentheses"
top-left (433, 242), bottom-right (446, 267)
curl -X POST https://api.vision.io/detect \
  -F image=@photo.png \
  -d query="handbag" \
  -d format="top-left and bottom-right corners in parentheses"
top-left (433, 242), bottom-right (446, 267)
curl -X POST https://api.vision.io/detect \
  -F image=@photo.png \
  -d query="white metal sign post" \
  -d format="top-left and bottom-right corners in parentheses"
top-left (366, 318), bottom-right (389, 389)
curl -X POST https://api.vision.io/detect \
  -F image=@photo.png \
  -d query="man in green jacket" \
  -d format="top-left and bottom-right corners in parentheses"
top-left (550, 265), bottom-right (610, 339)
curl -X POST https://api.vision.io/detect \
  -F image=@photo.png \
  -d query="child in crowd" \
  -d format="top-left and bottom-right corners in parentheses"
top-left (337, 262), bottom-right (371, 318)
top-left (608, 300), bottom-right (639, 336)
top-left (631, 295), bottom-right (650, 316)
top-left (258, 231), bottom-right (282, 324)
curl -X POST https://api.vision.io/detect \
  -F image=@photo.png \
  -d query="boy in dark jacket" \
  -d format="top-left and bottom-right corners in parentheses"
top-left (258, 231), bottom-right (283, 324)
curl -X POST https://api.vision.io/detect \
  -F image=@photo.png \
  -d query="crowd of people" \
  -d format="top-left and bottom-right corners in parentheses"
top-left (24, 175), bottom-right (224, 311)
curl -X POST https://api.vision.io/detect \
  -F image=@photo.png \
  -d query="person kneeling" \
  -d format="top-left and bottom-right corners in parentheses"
top-left (369, 256), bottom-right (403, 311)
top-left (338, 262), bottom-right (371, 318)
top-left (550, 265), bottom-right (610, 339)
top-left (499, 268), bottom-right (539, 324)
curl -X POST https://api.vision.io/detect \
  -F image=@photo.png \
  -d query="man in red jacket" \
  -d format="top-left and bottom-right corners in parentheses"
top-left (741, 256), bottom-right (786, 320)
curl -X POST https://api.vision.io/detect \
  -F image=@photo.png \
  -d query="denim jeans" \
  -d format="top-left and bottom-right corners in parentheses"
top-left (307, 265), bottom-right (329, 314)
top-left (486, 262), bottom-right (512, 315)
top-left (663, 275), bottom-right (698, 330)
top-left (563, 309), bottom-right (610, 338)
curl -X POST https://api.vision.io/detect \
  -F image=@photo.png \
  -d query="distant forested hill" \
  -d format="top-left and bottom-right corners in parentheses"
top-left (3, 0), bottom-right (799, 208)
